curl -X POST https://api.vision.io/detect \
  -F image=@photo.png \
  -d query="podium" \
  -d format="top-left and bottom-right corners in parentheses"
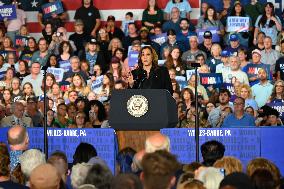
top-left (109, 89), bottom-right (178, 131)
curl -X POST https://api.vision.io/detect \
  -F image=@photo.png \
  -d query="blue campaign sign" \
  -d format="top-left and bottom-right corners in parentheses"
top-left (266, 101), bottom-right (284, 119)
top-left (0, 128), bottom-right (116, 174)
top-left (199, 73), bottom-right (223, 88)
top-left (15, 35), bottom-right (28, 47)
top-left (150, 33), bottom-right (167, 45)
top-left (0, 50), bottom-right (15, 59)
top-left (59, 60), bottom-right (71, 72)
top-left (41, 0), bottom-right (64, 18)
top-left (161, 128), bottom-right (261, 168)
top-left (197, 27), bottom-right (220, 43)
top-left (227, 16), bottom-right (250, 32)
top-left (128, 50), bottom-right (139, 67)
top-left (0, 5), bottom-right (16, 20)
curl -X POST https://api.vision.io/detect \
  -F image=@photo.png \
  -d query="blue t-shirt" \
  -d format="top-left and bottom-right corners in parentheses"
top-left (222, 113), bottom-right (256, 127)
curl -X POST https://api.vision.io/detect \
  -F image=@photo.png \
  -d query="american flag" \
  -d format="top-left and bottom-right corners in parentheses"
top-left (0, 0), bottom-right (201, 38)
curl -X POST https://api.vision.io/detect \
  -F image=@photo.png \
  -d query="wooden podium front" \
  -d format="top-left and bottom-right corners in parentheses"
top-left (116, 131), bottom-right (159, 151)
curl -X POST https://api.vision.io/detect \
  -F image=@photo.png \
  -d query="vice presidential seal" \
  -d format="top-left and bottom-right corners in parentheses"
top-left (127, 95), bottom-right (148, 117)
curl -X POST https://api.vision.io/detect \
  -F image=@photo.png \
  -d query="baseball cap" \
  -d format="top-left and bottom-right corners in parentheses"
top-left (221, 50), bottom-right (230, 57)
top-left (230, 34), bottom-right (239, 41)
top-left (89, 37), bottom-right (97, 44)
top-left (140, 27), bottom-right (149, 33)
top-left (252, 49), bottom-right (261, 56)
top-left (107, 15), bottom-right (115, 22)
top-left (203, 31), bottom-right (212, 39)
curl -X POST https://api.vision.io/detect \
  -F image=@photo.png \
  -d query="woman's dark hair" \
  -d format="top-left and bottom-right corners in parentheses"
top-left (146, 0), bottom-right (160, 11)
top-left (172, 0), bottom-right (183, 3)
top-left (181, 88), bottom-right (195, 102)
top-left (72, 142), bottom-right (97, 165)
top-left (81, 0), bottom-right (93, 6)
top-left (204, 5), bottom-right (217, 21)
top-left (113, 48), bottom-right (125, 61)
top-left (46, 54), bottom-right (59, 68)
top-left (138, 46), bottom-right (158, 70)
top-left (259, 2), bottom-right (276, 28)
top-left (89, 100), bottom-right (107, 122)
top-left (18, 60), bottom-right (29, 73)
top-left (58, 41), bottom-right (73, 55)
top-left (103, 72), bottom-right (115, 93)
top-left (251, 169), bottom-right (276, 189)
top-left (165, 47), bottom-right (183, 70)
top-left (116, 147), bottom-right (136, 174)
top-left (27, 37), bottom-right (38, 50)
top-left (230, 2), bottom-right (246, 17)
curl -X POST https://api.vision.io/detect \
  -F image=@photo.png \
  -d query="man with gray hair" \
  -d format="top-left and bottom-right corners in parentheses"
top-left (19, 149), bottom-right (46, 184)
top-left (7, 125), bottom-right (29, 171)
top-left (145, 133), bottom-right (170, 153)
top-left (62, 56), bottom-right (88, 82)
top-left (1, 101), bottom-right (33, 127)
top-left (223, 55), bottom-right (249, 85)
top-left (71, 163), bottom-right (93, 189)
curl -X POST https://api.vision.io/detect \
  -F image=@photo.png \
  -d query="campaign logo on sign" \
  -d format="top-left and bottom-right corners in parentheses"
top-left (15, 35), bottom-right (28, 47)
top-left (267, 101), bottom-right (284, 119)
top-left (200, 73), bottom-right (223, 87)
top-left (59, 60), bottom-right (71, 72)
top-left (227, 16), bottom-right (250, 32)
top-left (150, 33), bottom-right (167, 45)
top-left (47, 67), bottom-right (64, 82)
top-left (197, 27), bottom-right (220, 43)
top-left (42, 0), bottom-right (64, 18)
top-left (0, 5), bottom-right (16, 20)
top-left (128, 50), bottom-right (139, 68)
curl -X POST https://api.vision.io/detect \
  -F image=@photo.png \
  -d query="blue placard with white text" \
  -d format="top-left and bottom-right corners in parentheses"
top-left (0, 5), bottom-right (16, 20)
top-left (41, 0), bottom-right (64, 18)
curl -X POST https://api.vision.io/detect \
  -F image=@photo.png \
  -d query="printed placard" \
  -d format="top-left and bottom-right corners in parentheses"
top-left (0, 5), bottom-right (16, 20)
top-left (41, 0), bottom-right (64, 18)
top-left (227, 16), bottom-right (250, 32)
top-left (15, 35), bottom-right (28, 47)
top-left (47, 67), bottom-right (64, 82)
top-left (150, 33), bottom-right (167, 45)
top-left (199, 73), bottom-right (223, 87)
top-left (197, 27), bottom-right (220, 43)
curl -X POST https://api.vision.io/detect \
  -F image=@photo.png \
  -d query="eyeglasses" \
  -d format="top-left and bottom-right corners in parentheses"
top-left (233, 102), bottom-right (244, 105)
top-left (276, 85), bottom-right (284, 87)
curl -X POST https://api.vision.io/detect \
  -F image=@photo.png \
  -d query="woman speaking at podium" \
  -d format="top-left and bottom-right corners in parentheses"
top-left (128, 46), bottom-right (173, 94)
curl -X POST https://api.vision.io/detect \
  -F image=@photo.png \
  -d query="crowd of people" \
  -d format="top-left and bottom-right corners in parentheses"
top-left (0, 127), bottom-right (283, 189)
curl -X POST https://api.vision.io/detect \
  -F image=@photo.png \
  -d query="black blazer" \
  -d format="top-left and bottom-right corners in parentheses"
top-left (131, 66), bottom-right (173, 95)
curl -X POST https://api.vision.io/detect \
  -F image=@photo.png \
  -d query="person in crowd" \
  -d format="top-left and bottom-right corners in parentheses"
top-left (141, 150), bottom-right (180, 189)
top-left (3, 36), bottom-right (16, 53)
top-left (139, 27), bottom-right (160, 56)
top-left (129, 46), bottom-right (173, 94)
top-left (238, 84), bottom-right (258, 112)
top-left (19, 149), bottom-right (46, 185)
top-left (269, 80), bottom-right (284, 103)
top-left (122, 22), bottom-right (140, 54)
top-left (31, 38), bottom-right (50, 66)
top-left (108, 37), bottom-right (123, 59)
top-left (71, 162), bottom-right (93, 189)
top-left (73, 142), bottom-right (97, 165)
top-left (275, 51), bottom-right (284, 80)
top-left (24, 96), bottom-right (43, 127)
top-left (19, 37), bottom-right (38, 64)
top-left (176, 18), bottom-right (196, 50)
top-left (208, 89), bottom-right (233, 127)
top-left (244, 0), bottom-right (264, 26)
top-left (219, 172), bottom-right (253, 189)
top-left (68, 74), bottom-right (91, 98)
top-left (201, 140), bottom-right (225, 166)
top-left (238, 48), bottom-right (249, 69)
top-left (62, 56), bottom-right (88, 82)
top-left (164, 0), bottom-right (192, 20)
top-left (97, 27), bottom-right (110, 61)
top-left (121, 12), bottom-right (135, 37)
top-left (93, 72), bottom-right (114, 102)
top-left (187, 74), bottom-right (209, 106)
top-left (180, 88), bottom-right (194, 110)
top-left (162, 7), bottom-right (182, 34)
top-left (46, 109), bottom-right (55, 127)
top-left (11, 77), bottom-right (22, 101)
top-left (111, 173), bottom-right (143, 189)
top-left (15, 60), bottom-right (29, 81)
top-left (47, 151), bottom-right (69, 184)
top-left (142, 0), bottom-right (164, 32)
top-left (228, 1), bottom-right (252, 47)
top-left (265, 108), bottom-right (283, 126)
top-left (160, 29), bottom-right (185, 58)
top-left (57, 41), bottom-right (73, 65)
top-left (106, 15), bottom-right (125, 41)
top-left (109, 56), bottom-right (124, 81)
top-left (197, 5), bottom-right (225, 36)
top-left (216, 50), bottom-right (231, 75)
top-left (252, 68), bottom-right (273, 108)
top-left (69, 19), bottom-right (90, 58)
top-left (254, 2), bottom-right (282, 46)
top-left (261, 36), bottom-right (280, 73)
top-left (218, 0), bottom-right (233, 26)
top-left (74, 0), bottom-right (101, 36)
top-left (198, 31), bottom-right (214, 58)
top-left (248, 31), bottom-right (265, 59)
top-left (214, 156), bottom-right (243, 175)
top-left (41, 22), bottom-right (54, 45)
top-left (206, 44), bottom-right (222, 73)
top-left (45, 54), bottom-right (59, 68)
top-left (196, 167), bottom-right (224, 189)
top-left (224, 34), bottom-right (247, 55)
top-left (1, 101), bottom-right (32, 127)
top-left (89, 100), bottom-right (108, 128)
top-left (2, 67), bottom-right (14, 90)
top-left (54, 103), bottom-right (73, 128)
top-left (145, 133), bottom-right (170, 153)
top-left (165, 47), bottom-right (186, 76)
top-left (21, 62), bottom-right (43, 97)
top-left (222, 97), bottom-right (256, 127)
top-left (181, 36), bottom-right (206, 68)
top-left (22, 82), bottom-right (35, 101)
top-left (71, 111), bottom-right (92, 128)
top-left (66, 90), bottom-right (79, 105)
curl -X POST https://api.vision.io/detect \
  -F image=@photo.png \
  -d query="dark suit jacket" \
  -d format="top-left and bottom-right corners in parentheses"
top-left (131, 66), bottom-right (173, 95)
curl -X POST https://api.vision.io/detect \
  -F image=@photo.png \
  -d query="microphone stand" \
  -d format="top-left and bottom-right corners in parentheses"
top-left (42, 66), bottom-right (48, 160)
top-left (190, 62), bottom-right (201, 162)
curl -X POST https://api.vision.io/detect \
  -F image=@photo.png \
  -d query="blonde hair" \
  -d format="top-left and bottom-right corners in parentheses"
top-left (210, 44), bottom-right (221, 56)
top-left (213, 156), bottom-right (243, 175)
top-left (238, 84), bottom-right (252, 99)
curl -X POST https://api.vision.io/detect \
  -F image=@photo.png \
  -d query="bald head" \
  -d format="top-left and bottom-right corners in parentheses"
top-left (145, 133), bottom-right (170, 153)
top-left (7, 126), bottom-right (29, 151)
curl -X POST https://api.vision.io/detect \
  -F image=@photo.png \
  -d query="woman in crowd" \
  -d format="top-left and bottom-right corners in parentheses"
top-left (238, 48), bottom-right (249, 69)
top-left (15, 60), bottom-right (29, 81)
top-left (3, 68), bottom-right (14, 90)
top-left (93, 72), bottom-right (114, 102)
top-left (0, 89), bottom-right (12, 107)
top-left (180, 101), bottom-right (207, 128)
top-left (47, 109), bottom-right (55, 127)
top-left (165, 47), bottom-right (186, 76)
top-left (97, 27), bottom-right (110, 56)
top-left (206, 44), bottom-right (222, 73)
top-left (80, 60), bottom-right (91, 78)
top-left (269, 80), bottom-right (284, 103)
top-left (187, 74), bottom-right (209, 106)
top-left (228, 1), bottom-right (252, 47)
top-left (11, 77), bottom-right (22, 102)
top-left (57, 41), bottom-right (73, 63)
top-left (108, 38), bottom-right (123, 60)
top-left (129, 46), bottom-right (173, 94)
top-left (181, 88), bottom-right (195, 110)
top-left (42, 73), bottom-right (56, 94)
top-left (3, 36), bottom-right (16, 53)
top-left (67, 102), bottom-right (78, 123)
top-left (164, 0), bottom-right (192, 20)
top-left (19, 37), bottom-right (38, 63)
top-left (45, 54), bottom-right (59, 68)
top-left (203, 102), bottom-right (216, 121)
top-left (114, 48), bottom-right (125, 63)
top-left (254, 2), bottom-right (282, 47)
top-left (142, 0), bottom-right (163, 32)
top-left (65, 74), bottom-right (90, 98)
top-left (72, 111), bottom-right (92, 128)
top-left (238, 84), bottom-right (258, 112)
top-left (196, 5), bottom-right (225, 36)
top-left (245, 106), bottom-right (255, 117)
top-left (109, 56), bottom-right (123, 81)
top-left (22, 82), bottom-right (35, 100)
top-left (89, 100), bottom-right (108, 128)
